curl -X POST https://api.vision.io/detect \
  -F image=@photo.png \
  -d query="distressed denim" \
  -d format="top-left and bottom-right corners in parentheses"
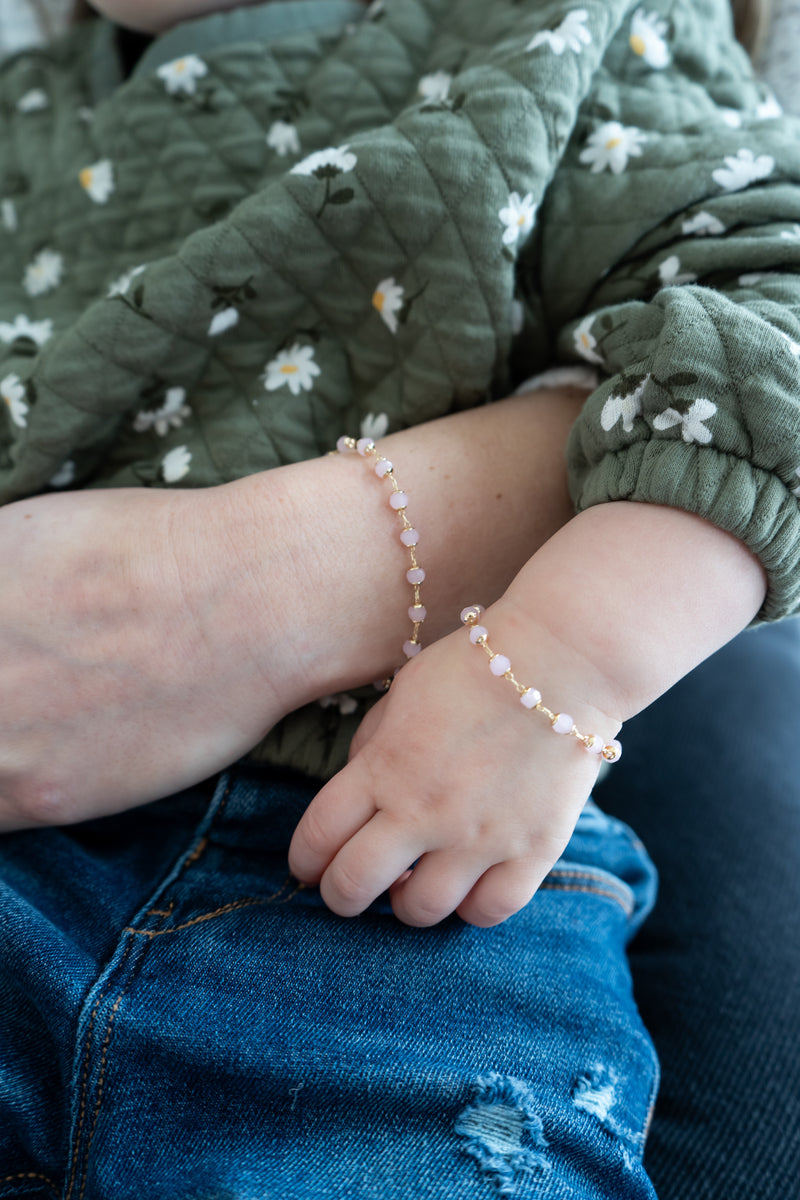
top-left (0, 763), bottom-right (658, 1200)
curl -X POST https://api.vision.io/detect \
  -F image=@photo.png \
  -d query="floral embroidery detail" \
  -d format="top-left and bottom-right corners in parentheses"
top-left (712, 149), bottom-right (775, 192)
top-left (573, 315), bottom-right (605, 365)
top-left (658, 256), bottom-right (696, 286)
top-left (134, 387), bottom-right (192, 437)
top-left (629, 9), bottom-right (669, 68)
top-left (318, 693), bottom-right (359, 716)
top-left (1, 373), bottom-right (28, 427)
top-left (79, 159), bottom-right (115, 205)
top-left (267, 120), bottom-right (301, 158)
top-left (372, 278), bottom-right (405, 333)
top-left (107, 265), bottom-right (146, 298)
top-left (781, 224), bottom-right (800, 242)
top-left (208, 307), bottom-right (240, 337)
top-left (418, 71), bottom-right (452, 102)
top-left (756, 93), bottom-right (782, 120)
top-left (579, 122), bottom-right (646, 174)
top-left (653, 398), bottom-right (717, 444)
top-left (682, 211), bottom-right (726, 237)
top-left (1, 200), bottom-right (17, 232)
top-left (264, 343), bottom-right (321, 396)
top-left (157, 55), bottom-right (208, 96)
top-left (23, 249), bottom-right (63, 297)
top-left (17, 88), bottom-right (48, 113)
top-left (161, 445), bottom-right (192, 483)
top-left (527, 9), bottom-right (591, 54)
top-left (499, 192), bottom-right (536, 248)
top-left (718, 108), bottom-right (743, 129)
top-left (361, 412), bottom-right (389, 440)
top-left (291, 146), bottom-right (357, 217)
top-left (0, 314), bottom-right (53, 348)
top-left (601, 376), bottom-right (649, 433)
top-left (49, 460), bottom-right (76, 488)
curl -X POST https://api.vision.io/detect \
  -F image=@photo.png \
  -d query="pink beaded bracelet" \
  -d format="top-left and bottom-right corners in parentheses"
top-left (460, 605), bottom-right (622, 763)
top-left (336, 435), bottom-right (426, 685)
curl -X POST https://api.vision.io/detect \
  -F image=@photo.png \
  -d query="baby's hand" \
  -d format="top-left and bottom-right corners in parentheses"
top-left (288, 606), bottom-right (620, 927)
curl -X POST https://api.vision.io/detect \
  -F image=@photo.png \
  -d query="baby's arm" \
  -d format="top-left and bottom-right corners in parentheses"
top-left (288, 501), bottom-right (766, 926)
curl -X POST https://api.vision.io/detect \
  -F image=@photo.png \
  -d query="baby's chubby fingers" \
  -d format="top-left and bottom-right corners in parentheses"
top-left (288, 766), bottom-right (377, 884)
top-left (318, 811), bottom-right (423, 917)
top-left (456, 856), bottom-right (553, 928)
top-left (388, 849), bottom-right (487, 927)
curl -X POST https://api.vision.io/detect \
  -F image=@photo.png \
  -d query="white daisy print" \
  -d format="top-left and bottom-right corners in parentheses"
top-left (1, 374), bottom-right (28, 428)
top-left (79, 159), bottom-right (115, 205)
top-left (49, 460), bottom-right (76, 488)
top-left (107, 264), bottom-right (146, 298)
top-left (161, 445), bottom-right (192, 483)
top-left (372, 278), bottom-right (405, 333)
top-left (629, 9), bottom-right (669, 68)
top-left (208, 307), bottom-right (240, 337)
top-left (0, 314), bottom-right (53, 347)
top-left (579, 122), bottom-right (646, 174)
top-left (134, 387), bottom-right (192, 437)
top-left (291, 145), bottom-right (357, 177)
top-left (682, 211), bottom-right (726, 237)
top-left (712, 148), bottom-right (775, 192)
top-left (653, 398), bottom-right (717, 444)
top-left (23, 249), bottom-right (64, 297)
top-left (601, 376), bottom-right (649, 433)
top-left (781, 224), bottom-right (800, 242)
top-left (361, 412), bottom-right (389, 440)
top-left (1, 200), bottom-right (17, 232)
top-left (499, 192), bottom-right (536, 248)
top-left (17, 88), bottom-right (48, 113)
top-left (264, 343), bottom-right (321, 396)
top-left (418, 71), bottom-right (452, 102)
top-left (757, 94), bottom-right (782, 120)
top-left (527, 9), bottom-right (591, 54)
top-left (267, 120), bottom-right (301, 158)
top-left (658, 255), bottom-right (697, 286)
top-left (318, 693), bottom-right (359, 716)
top-left (718, 108), bottom-right (743, 129)
top-left (157, 55), bottom-right (208, 96)
top-left (573, 315), bottom-right (605, 365)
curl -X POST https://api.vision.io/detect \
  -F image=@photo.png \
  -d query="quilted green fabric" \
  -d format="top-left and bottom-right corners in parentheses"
top-left (2, 0), bottom-right (800, 776)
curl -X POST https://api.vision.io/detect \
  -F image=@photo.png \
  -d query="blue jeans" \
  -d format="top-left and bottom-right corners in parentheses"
top-left (0, 764), bottom-right (658, 1199)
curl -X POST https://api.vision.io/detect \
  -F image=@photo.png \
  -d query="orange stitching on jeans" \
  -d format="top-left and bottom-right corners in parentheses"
top-left (77, 989), bottom-right (127, 1200)
top-left (547, 869), bottom-right (623, 884)
top-left (184, 836), bottom-right (209, 868)
top-left (122, 879), bottom-right (307, 938)
top-left (0, 1173), bottom-right (58, 1194)
top-left (538, 881), bottom-right (633, 915)
top-left (146, 900), bottom-right (176, 918)
top-left (64, 938), bottom-right (135, 1200)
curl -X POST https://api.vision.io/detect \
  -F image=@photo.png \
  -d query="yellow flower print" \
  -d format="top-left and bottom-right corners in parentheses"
top-left (629, 9), bottom-right (669, 69)
top-left (372, 278), bottom-right (405, 333)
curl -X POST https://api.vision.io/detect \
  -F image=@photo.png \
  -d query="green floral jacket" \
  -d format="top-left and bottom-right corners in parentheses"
top-left (2, 0), bottom-right (800, 776)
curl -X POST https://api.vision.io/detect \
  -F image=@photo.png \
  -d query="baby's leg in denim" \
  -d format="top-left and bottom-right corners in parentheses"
top-left (597, 620), bottom-right (800, 1199)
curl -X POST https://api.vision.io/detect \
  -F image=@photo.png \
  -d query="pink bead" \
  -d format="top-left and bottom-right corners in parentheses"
top-left (602, 739), bottom-right (623, 763)
top-left (469, 625), bottom-right (488, 644)
top-left (403, 640), bottom-right (421, 658)
top-left (400, 528), bottom-right (419, 546)
top-left (520, 688), bottom-right (542, 709)
top-left (409, 605), bottom-right (427, 622)
top-left (407, 567), bottom-right (426, 584)
top-left (489, 654), bottom-right (511, 677)
top-left (336, 435), bottom-right (352, 453)
top-left (374, 458), bottom-right (393, 477)
top-left (389, 491), bottom-right (408, 510)
top-left (460, 605), bottom-right (483, 624)
top-left (584, 735), bottom-right (604, 755)
top-left (551, 713), bottom-right (574, 734)
top-left (356, 437), bottom-right (374, 456)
